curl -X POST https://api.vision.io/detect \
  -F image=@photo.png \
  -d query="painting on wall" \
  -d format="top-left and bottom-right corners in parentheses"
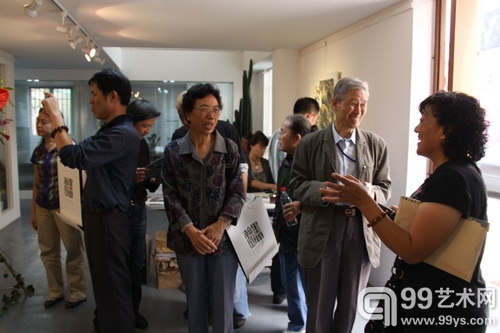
top-left (312, 72), bottom-right (341, 130)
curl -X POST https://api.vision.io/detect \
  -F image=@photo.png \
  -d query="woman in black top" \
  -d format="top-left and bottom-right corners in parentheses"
top-left (245, 130), bottom-right (276, 193)
top-left (321, 91), bottom-right (490, 332)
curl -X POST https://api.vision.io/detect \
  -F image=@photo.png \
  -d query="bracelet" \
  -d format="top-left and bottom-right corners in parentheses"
top-left (367, 211), bottom-right (387, 228)
top-left (51, 125), bottom-right (69, 139)
top-left (219, 216), bottom-right (232, 226)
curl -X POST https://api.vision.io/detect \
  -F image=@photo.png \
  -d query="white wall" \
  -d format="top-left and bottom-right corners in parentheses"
top-left (298, 0), bottom-right (434, 286)
top-left (116, 49), bottom-right (271, 117)
top-left (271, 49), bottom-right (301, 131)
top-left (7, 2), bottom-right (436, 283)
top-left (15, 49), bottom-right (272, 128)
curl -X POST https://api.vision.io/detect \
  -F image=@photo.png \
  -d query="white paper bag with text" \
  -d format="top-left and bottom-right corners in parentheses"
top-left (227, 197), bottom-right (278, 283)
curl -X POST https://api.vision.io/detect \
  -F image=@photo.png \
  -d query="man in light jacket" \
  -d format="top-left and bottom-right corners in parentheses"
top-left (289, 76), bottom-right (391, 333)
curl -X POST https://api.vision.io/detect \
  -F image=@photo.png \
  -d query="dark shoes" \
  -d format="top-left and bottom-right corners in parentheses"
top-left (93, 313), bottom-right (148, 331)
top-left (44, 297), bottom-right (64, 308)
top-left (65, 298), bottom-right (86, 309)
top-left (135, 312), bottom-right (149, 329)
top-left (93, 317), bottom-right (100, 332)
top-left (44, 297), bottom-right (86, 309)
top-left (234, 317), bottom-right (246, 329)
top-left (273, 293), bottom-right (286, 305)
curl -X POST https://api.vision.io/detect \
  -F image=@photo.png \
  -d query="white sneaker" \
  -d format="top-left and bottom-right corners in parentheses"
top-left (282, 330), bottom-right (305, 333)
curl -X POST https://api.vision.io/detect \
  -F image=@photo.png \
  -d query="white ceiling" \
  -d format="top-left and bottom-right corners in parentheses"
top-left (1, 0), bottom-right (402, 71)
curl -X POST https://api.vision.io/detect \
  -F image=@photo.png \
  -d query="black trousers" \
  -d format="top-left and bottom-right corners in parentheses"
top-left (83, 210), bottom-right (135, 333)
top-left (271, 253), bottom-right (285, 296)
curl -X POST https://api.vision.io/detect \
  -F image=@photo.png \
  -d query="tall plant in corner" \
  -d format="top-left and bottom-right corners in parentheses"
top-left (233, 59), bottom-right (253, 137)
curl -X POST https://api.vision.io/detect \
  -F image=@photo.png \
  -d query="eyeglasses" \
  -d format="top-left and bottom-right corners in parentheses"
top-left (194, 105), bottom-right (222, 115)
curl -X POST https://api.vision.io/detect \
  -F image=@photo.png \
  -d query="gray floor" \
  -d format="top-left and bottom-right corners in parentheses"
top-left (0, 199), bottom-right (369, 332)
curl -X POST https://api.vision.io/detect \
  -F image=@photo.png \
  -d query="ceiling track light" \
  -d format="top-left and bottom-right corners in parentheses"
top-left (93, 57), bottom-right (105, 65)
top-left (82, 46), bottom-right (96, 58)
top-left (55, 11), bottom-right (69, 33)
top-left (24, 0), bottom-right (43, 18)
top-left (68, 36), bottom-right (83, 49)
top-left (82, 39), bottom-right (98, 62)
top-left (41, 0), bottom-right (106, 65)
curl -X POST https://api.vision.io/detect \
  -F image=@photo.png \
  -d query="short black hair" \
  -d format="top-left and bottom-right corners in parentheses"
top-left (126, 99), bottom-right (161, 124)
top-left (293, 97), bottom-right (319, 115)
top-left (182, 83), bottom-right (223, 116)
top-left (88, 68), bottom-right (132, 106)
top-left (249, 130), bottom-right (269, 147)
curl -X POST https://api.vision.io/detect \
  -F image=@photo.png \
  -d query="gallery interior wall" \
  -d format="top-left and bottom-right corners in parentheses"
top-left (298, 0), bottom-right (434, 286)
top-left (5, 0), bottom-right (438, 288)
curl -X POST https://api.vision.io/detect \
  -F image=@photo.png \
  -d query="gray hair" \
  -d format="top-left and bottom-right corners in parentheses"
top-left (333, 77), bottom-right (369, 101)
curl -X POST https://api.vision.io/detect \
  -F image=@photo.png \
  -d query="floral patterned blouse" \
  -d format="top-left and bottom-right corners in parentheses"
top-left (161, 131), bottom-right (244, 256)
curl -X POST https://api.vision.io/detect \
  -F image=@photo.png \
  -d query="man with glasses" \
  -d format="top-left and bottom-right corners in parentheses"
top-left (267, 97), bottom-right (320, 306)
top-left (268, 97), bottom-right (320, 181)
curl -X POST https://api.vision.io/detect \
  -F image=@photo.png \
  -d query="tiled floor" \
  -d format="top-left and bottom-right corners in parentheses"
top-left (2, 197), bottom-right (499, 332)
top-left (0, 199), bottom-right (367, 332)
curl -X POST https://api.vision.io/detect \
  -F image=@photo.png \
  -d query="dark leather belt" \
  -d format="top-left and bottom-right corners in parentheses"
top-left (82, 205), bottom-right (119, 214)
top-left (333, 206), bottom-right (358, 217)
top-left (130, 198), bottom-right (147, 206)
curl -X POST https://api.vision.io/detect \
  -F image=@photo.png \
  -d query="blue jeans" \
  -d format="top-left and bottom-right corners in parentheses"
top-left (280, 251), bottom-right (307, 332)
top-left (234, 266), bottom-right (250, 319)
top-left (128, 203), bottom-right (147, 312)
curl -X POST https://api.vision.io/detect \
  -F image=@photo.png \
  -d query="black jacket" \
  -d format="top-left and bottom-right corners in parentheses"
top-left (273, 154), bottom-right (300, 252)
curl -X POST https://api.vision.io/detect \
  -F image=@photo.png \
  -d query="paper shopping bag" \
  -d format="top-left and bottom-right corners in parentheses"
top-left (56, 157), bottom-right (84, 231)
top-left (154, 253), bottom-right (182, 289)
top-left (227, 197), bottom-right (279, 283)
top-left (394, 196), bottom-right (489, 282)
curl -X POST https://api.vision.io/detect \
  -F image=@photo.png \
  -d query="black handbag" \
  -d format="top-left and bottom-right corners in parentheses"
top-left (365, 205), bottom-right (404, 333)
top-left (364, 256), bottom-right (406, 333)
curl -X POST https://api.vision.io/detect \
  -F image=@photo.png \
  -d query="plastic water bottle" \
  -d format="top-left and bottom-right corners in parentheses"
top-left (280, 187), bottom-right (298, 227)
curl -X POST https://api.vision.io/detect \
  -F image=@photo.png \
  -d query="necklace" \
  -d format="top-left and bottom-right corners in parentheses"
top-left (249, 156), bottom-right (260, 171)
top-left (45, 140), bottom-right (56, 151)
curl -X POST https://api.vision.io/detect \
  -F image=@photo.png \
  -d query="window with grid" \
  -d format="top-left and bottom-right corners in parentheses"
top-left (30, 88), bottom-right (71, 135)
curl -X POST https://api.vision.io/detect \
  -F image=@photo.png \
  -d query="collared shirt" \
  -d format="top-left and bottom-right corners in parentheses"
top-left (58, 114), bottom-right (140, 212)
top-left (31, 144), bottom-right (59, 210)
top-left (332, 124), bottom-right (358, 178)
top-left (162, 130), bottom-right (245, 256)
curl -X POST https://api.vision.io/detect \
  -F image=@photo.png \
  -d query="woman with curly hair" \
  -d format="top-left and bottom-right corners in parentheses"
top-left (321, 91), bottom-right (490, 332)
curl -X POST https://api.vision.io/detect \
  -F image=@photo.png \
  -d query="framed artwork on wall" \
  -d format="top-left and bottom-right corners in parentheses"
top-left (311, 72), bottom-right (342, 130)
